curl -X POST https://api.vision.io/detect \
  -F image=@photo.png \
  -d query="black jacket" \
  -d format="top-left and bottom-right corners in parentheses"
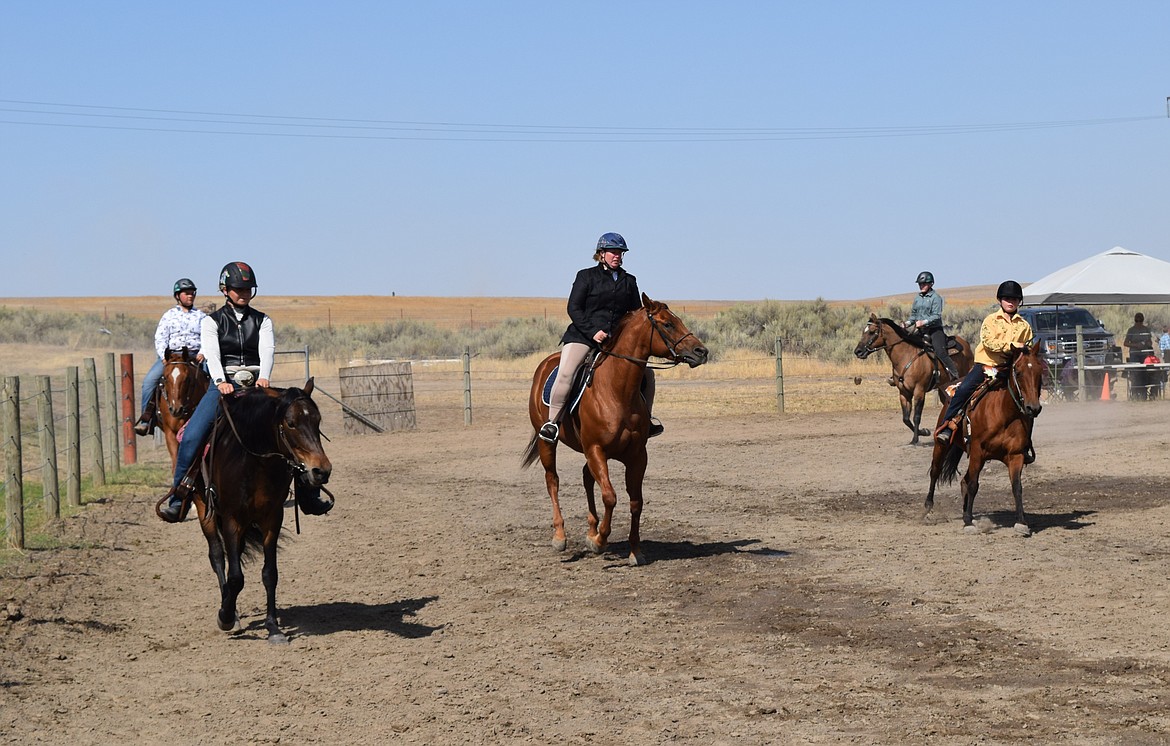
top-left (210, 304), bottom-right (268, 368)
top-left (560, 264), bottom-right (642, 347)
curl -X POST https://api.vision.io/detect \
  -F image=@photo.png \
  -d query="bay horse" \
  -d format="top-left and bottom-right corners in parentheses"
top-left (189, 380), bottom-right (333, 644)
top-left (157, 347), bottom-right (209, 468)
top-left (925, 343), bottom-right (1044, 535)
top-left (521, 294), bottom-right (708, 566)
top-left (853, 314), bottom-right (974, 445)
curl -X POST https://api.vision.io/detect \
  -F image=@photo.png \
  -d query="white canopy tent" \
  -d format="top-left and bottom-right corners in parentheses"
top-left (1022, 246), bottom-right (1170, 306)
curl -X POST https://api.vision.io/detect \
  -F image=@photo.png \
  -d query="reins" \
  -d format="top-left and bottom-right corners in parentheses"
top-left (596, 308), bottom-right (695, 370)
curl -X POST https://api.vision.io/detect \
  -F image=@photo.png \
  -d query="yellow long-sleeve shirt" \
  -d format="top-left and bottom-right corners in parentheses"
top-left (973, 309), bottom-right (1033, 367)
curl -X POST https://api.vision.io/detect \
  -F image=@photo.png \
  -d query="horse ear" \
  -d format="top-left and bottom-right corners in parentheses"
top-left (869, 313), bottom-right (878, 322)
top-left (303, 377), bottom-right (315, 396)
top-left (641, 292), bottom-right (653, 308)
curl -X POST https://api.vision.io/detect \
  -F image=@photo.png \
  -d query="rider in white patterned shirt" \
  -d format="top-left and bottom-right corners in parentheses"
top-left (133, 278), bottom-right (207, 436)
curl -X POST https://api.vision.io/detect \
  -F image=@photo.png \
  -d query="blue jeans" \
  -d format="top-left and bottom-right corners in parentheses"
top-left (943, 363), bottom-right (988, 421)
top-left (172, 384), bottom-right (225, 487)
top-left (139, 358), bottom-right (164, 417)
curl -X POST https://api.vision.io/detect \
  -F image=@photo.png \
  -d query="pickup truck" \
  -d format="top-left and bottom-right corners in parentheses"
top-left (1017, 305), bottom-right (1120, 397)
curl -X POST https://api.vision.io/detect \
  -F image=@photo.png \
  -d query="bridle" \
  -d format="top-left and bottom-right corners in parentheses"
top-left (161, 359), bottom-right (205, 418)
top-left (1005, 346), bottom-right (1041, 418)
top-left (858, 320), bottom-right (905, 357)
top-left (219, 392), bottom-right (327, 477)
top-left (598, 307), bottom-right (697, 370)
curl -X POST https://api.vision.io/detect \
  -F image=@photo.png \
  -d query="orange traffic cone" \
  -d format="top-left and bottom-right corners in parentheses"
top-left (1100, 372), bottom-right (1111, 401)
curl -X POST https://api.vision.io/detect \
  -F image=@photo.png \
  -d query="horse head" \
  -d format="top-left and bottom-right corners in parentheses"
top-left (641, 293), bottom-right (709, 368)
top-left (161, 347), bottom-right (206, 418)
top-left (275, 378), bottom-right (333, 489)
top-left (853, 314), bottom-right (886, 359)
top-left (1009, 342), bottom-right (1045, 419)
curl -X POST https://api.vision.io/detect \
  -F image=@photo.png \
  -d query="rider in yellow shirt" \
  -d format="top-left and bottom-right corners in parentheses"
top-left (935, 280), bottom-right (1033, 446)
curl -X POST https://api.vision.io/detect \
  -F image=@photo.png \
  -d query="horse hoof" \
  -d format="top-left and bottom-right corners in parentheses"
top-left (217, 610), bottom-right (241, 632)
top-left (962, 524), bottom-right (978, 534)
top-left (628, 553), bottom-right (646, 567)
top-left (1013, 523), bottom-right (1032, 537)
top-left (551, 537), bottom-right (567, 552)
top-left (267, 631), bottom-right (290, 646)
top-left (917, 428), bottom-right (931, 436)
top-left (585, 536), bottom-right (604, 554)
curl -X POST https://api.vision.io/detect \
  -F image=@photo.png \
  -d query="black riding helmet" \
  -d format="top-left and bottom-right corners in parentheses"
top-left (218, 262), bottom-right (257, 292)
top-left (916, 271), bottom-right (934, 285)
top-left (173, 278), bottom-right (197, 296)
top-left (996, 280), bottom-right (1024, 300)
top-left (596, 232), bottom-right (628, 253)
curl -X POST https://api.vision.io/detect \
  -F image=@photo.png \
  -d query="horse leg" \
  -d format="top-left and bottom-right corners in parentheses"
top-left (540, 443), bottom-right (566, 551)
top-left (960, 455), bottom-right (983, 532)
top-left (583, 447), bottom-right (617, 554)
top-left (217, 518), bottom-right (245, 633)
top-left (898, 392), bottom-right (918, 444)
top-left (911, 389), bottom-right (930, 439)
top-left (1007, 455), bottom-right (1031, 536)
top-left (164, 429), bottom-right (179, 471)
top-left (195, 498), bottom-right (228, 591)
top-left (261, 525), bottom-right (288, 644)
top-left (924, 446), bottom-right (942, 521)
top-left (623, 450), bottom-right (648, 566)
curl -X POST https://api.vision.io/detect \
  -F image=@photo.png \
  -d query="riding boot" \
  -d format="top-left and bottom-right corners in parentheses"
top-left (934, 419), bottom-right (957, 446)
top-left (157, 477), bottom-right (194, 523)
top-left (648, 417), bottom-right (664, 438)
top-left (942, 355), bottom-right (960, 380)
top-left (133, 395), bottom-right (157, 437)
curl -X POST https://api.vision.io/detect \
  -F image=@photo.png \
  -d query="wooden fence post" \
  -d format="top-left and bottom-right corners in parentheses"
top-left (83, 358), bottom-right (105, 487)
top-left (775, 338), bottom-right (786, 413)
top-left (3, 376), bottom-right (24, 550)
top-left (103, 352), bottom-right (120, 474)
top-left (120, 353), bottom-right (136, 465)
top-left (66, 366), bottom-right (81, 507)
top-left (37, 375), bottom-right (59, 521)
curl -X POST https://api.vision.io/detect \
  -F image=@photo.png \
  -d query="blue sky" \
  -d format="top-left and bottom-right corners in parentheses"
top-left (2, 2), bottom-right (1168, 301)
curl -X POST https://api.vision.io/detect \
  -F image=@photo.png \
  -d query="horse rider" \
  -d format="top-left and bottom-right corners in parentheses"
top-left (934, 280), bottom-right (1033, 447)
top-left (158, 261), bottom-right (335, 521)
top-left (133, 278), bottom-right (206, 436)
top-left (539, 232), bottom-right (661, 443)
top-left (906, 271), bottom-right (959, 379)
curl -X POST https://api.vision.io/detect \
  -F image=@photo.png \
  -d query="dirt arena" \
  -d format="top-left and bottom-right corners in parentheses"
top-left (3, 380), bottom-right (1170, 744)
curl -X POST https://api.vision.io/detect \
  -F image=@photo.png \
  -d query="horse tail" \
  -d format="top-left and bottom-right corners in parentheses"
top-left (520, 430), bottom-right (541, 469)
top-left (239, 525), bottom-right (265, 562)
top-left (937, 440), bottom-right (965, 485)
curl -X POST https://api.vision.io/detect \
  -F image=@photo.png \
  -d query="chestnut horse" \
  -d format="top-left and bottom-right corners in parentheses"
top-left (188, 380), bottom-right (333, 643)
top-left (853, 315), bottom-right (974, 445)
top-left (925, 343), bottom-right (1044, 535)
top-left (157, 347), bottom-right (209, 468)
top-left (521, 294), bottom-right (708, 566)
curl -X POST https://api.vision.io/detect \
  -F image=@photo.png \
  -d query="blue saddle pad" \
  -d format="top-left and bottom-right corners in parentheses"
top-left (541, 364), bottom-right (588, 414)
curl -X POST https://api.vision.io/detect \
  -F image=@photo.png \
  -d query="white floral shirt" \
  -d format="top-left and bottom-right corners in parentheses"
top-left (154, 306), bottom-right (207, 359)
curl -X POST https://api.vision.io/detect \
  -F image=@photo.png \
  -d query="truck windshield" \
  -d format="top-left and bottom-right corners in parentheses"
top-left (1029, 309), bottom-right (1101, 332)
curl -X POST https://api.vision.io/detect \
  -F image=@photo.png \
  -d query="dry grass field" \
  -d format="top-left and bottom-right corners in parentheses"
top-left (0, 285), bottom-right (997, 331)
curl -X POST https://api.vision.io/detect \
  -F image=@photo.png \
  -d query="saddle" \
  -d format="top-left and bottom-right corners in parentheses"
top-left (541, 350), bottom-right (600, 418)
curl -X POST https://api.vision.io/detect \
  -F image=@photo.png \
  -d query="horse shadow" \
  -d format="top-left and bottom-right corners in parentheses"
top-left (980, 508), bottom-right (1096, 534)
top-left (562, 537), bottom-right (791, 566)
top-left (278, 596), bottom-right (443, 639)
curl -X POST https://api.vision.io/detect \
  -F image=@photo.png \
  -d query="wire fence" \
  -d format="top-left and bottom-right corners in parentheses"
top-left (2, 340), bottom-right (904, 550)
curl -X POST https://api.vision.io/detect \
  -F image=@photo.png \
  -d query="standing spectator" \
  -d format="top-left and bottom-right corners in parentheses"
top-left (1124, 313), bottom-right (1155, 400)
top-left (1159, 326), bottom-right (1170, 362)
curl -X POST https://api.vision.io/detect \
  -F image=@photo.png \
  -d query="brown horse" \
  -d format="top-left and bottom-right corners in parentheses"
top-left (189, 380), bottom-right (333, 644)
top-left (521, 294), bottom-right (708, 566)
top-left (157, 347), bottom-right (209, 468)
top-left (925, 343), bottom-right (1044, 535)
top-left (853, 315), bottom-right (974, 445)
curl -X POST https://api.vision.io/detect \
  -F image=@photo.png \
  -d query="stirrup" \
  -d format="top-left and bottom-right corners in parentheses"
top-left (934, 422), bottom-right (954, 445)
top-left (647, 418), bottom-right (664, 438)
top-left (538, 421), bottom-right (559, 443)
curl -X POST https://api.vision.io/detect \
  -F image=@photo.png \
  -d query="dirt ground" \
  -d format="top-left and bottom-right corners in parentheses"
top-left (3, 385), bottom-right (1170, 744)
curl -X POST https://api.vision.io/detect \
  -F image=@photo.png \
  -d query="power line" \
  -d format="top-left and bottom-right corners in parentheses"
top-left (0, 98), bottom-right (1161, 143)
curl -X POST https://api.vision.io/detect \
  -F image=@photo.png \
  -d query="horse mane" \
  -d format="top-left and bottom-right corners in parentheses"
top-left (877, 318), bottom-right (928, 349)
top-left (221, 387), bottom-right (288, 445)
